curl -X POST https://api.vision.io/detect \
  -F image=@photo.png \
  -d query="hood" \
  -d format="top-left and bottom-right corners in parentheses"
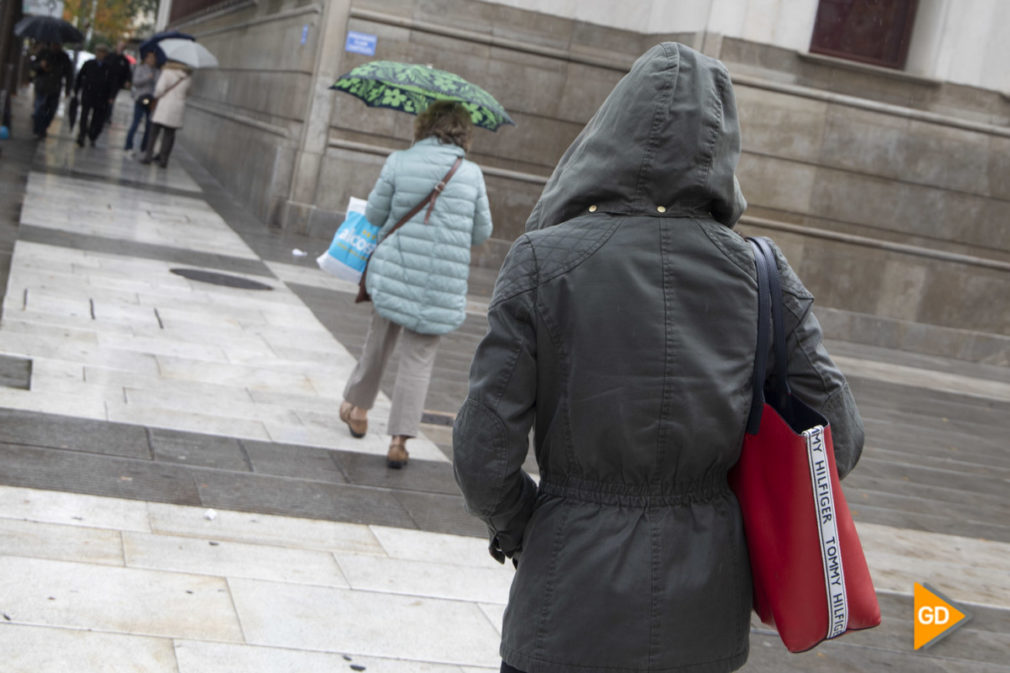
top-left (526, 42), bottom-right (746, 231)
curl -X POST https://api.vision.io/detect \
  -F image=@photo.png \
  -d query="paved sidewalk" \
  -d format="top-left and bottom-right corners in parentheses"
top-left (0, 95), bottom-right (1007, 672)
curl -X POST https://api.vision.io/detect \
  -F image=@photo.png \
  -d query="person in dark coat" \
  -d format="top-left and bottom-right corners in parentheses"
top-left (104, 40), bottom-right (132, 127)
top-left (73, 44), bottom-right (116, 147)
top-left (30, 43), bottom-right (73, 139)
top-left (453, 42), bottom-right (865, 673)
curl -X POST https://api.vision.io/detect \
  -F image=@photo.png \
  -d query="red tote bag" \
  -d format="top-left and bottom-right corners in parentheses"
top-left (729, 237), bottom-right (881, 653)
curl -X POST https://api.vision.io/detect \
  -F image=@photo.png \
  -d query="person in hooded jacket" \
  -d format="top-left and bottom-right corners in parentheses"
top-left (339, 100), bottom-right (493, 469)
top-left (453, 42), bottom-right (865, 673)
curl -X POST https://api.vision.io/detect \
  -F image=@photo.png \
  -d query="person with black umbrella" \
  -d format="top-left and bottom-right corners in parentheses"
top-left (14, 15), bottom-right (84, 44)
top-left (104, 40), bottom-right (132, 127)
top-left (30, 42), bottom-right (72, 139)
top-left (73, 44), bottom-right (116, 147)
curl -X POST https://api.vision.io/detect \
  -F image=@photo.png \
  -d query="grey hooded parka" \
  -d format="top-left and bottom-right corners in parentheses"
top-left (453, 43), bottom-right (864, 673)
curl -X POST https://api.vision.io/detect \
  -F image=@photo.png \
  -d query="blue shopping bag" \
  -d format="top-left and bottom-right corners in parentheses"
top-left (317, 199), bottom-right (379, 282)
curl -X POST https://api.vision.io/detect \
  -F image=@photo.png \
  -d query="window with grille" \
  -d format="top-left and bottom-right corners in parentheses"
top-left (809, 0), bottom-right (919, 69)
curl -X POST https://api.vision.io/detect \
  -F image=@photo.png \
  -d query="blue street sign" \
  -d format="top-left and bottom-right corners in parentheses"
top-left (301, 25), bottom-right (309, 45)
top-left (345, 31), bottom-right (377, 56)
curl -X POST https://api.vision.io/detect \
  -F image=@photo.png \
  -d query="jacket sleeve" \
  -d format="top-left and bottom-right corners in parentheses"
top-left (453, 235), bottom-right (538, 564)
top-left (365, 154), bottom-right (396, 233)
top-left (470, 167), bottom-right (493, 246)
top-left (771, 244), bottom-right (865, 478)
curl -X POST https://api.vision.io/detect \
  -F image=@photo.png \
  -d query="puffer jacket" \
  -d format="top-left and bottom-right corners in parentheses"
top-left (364, 136), bottom-right (493, 334)
top-left (453, 43), bottom-right (864, 673)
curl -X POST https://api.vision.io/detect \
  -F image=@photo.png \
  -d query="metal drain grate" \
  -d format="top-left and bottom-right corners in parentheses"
top-left (421, 411), bottom-right (455, 426)
top-left (0, 355), bottom-right (32, 390)
top-left (170, 268), bottom-right (273, 291)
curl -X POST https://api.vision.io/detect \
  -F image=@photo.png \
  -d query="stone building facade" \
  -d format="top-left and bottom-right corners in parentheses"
top-left (163, 0), bottom-right (1010, 362)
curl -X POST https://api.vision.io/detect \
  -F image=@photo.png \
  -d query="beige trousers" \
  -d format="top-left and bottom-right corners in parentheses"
top-left (342, 310), bottom-right (441, 438)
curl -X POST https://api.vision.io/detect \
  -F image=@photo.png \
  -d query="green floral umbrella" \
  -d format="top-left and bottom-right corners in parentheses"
top-left (331, 61), bottom-right (515, 131)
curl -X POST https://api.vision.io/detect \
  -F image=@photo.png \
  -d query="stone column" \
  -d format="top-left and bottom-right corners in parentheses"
top-left (281, 0), bottom-right (352, 234)
top-left (0, 0), bottom-right (20, 96)
top-left (155, 0), bottom-right (173, 31)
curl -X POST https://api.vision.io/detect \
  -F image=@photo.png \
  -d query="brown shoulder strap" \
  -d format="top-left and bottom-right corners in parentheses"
top-left (380, 156), bottom-right (464, 242)
top-left (157, 73), bottom-right (188, 99)
top-left (424, 155), bottom-right (464, 224)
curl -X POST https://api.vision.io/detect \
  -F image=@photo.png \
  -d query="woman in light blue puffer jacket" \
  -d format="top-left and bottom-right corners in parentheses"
top-left (340, 101), bottom-right (493, 468)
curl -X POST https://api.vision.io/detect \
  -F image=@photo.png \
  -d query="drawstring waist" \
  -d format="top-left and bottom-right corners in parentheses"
top-left (539, 474), bottom-right (731, 507)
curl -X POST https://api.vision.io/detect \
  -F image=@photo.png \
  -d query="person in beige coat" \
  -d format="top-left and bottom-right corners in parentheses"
top-left (140, 61), bottom-right (192, 168)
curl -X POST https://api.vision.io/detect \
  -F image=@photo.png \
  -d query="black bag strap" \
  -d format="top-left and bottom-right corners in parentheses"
top-left (746, 236), bottom-right (794, 434)
top-left (745, 237), bottom-right (771, 434)
top-left (753, 237), bottom-right (792, 407)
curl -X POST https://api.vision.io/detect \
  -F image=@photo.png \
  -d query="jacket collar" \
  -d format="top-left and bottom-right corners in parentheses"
top-left (412, 136), bottom-right (465, 156)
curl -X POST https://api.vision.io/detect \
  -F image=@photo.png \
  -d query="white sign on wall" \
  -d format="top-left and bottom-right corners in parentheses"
top-left (23, 0), bottom-right (65, 17)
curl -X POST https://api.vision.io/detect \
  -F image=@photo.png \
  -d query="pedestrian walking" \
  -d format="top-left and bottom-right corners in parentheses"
top-left (104, 40), bottom-right (132, 127)
top-left (125, 50), bottom-right (157, 155)
top-left (30, 42), bottom-right (72, 139)
top-left (452, 42), bottom-right (865, 673)
top-left (139, 61), bottom-right (191, 168)
top-left (339, 100), bottom-right (493, 469)
top-left (73, 44), bottom-right (116, 147)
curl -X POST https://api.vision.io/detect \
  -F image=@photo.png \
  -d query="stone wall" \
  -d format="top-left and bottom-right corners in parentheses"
top-left (172, 1), bottom-right (318, 224)
top-left (316, 0), bottom-right (666, 258)
top-left (170, 0), bottom-right (1010, 357)
top-left (720, 39), bottom-right (1010, 340)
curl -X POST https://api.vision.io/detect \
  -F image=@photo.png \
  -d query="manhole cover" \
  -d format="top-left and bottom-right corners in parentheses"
top-left (170, 268), bottom-right (273, 291)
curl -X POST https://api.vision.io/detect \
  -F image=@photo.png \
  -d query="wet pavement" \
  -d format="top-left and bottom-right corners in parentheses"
top-left (0, 93), bottom-right (1007, 672)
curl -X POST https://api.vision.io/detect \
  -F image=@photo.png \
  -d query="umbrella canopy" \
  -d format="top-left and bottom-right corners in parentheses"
top-left (138, 31), bottom-right (195, 65)
top-left (331, 61), bottom-right (515, 131)
top-left (158, 39), bottom-right (218, 69)
top-left (14, 16), bottom-right (84, 44)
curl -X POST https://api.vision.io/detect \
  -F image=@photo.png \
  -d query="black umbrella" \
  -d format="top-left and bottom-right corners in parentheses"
top-left (14, 16), bottom-right (84, 44)
top-left (138, 31), bottom-right (195, 65)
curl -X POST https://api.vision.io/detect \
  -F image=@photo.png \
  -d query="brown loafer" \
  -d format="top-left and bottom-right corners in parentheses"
top-left (387, 436), bottom-right (409, 469)
top-left (339, 401), bottom-right (367, 438)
